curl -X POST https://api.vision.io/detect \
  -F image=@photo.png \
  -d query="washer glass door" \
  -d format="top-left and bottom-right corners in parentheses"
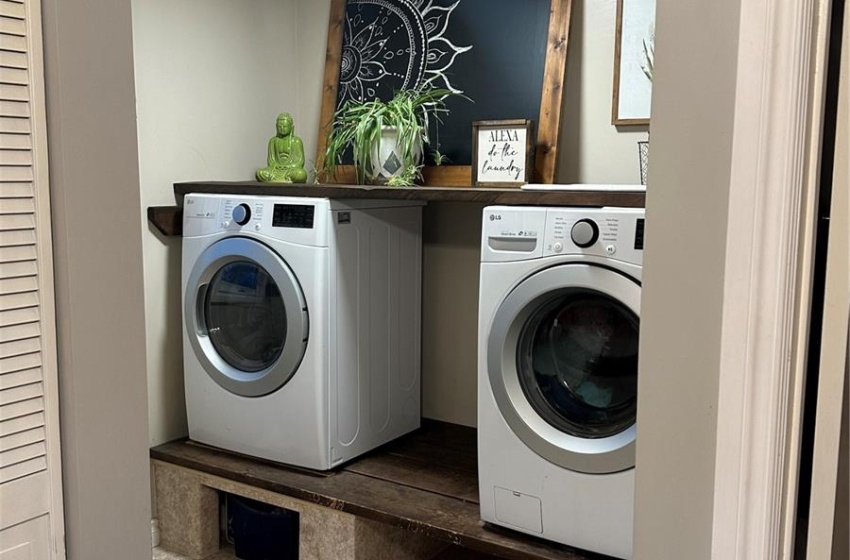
top-left (517, 291), bottom-right (638, 438)
top-left (186, 237), bottom-right (308, 397)
top-left (488, 263), bottom-right (640, 474)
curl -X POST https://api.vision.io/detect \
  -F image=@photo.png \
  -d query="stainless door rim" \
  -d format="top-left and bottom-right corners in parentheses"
top-left (487, 263), bottom-right (641, 474)
top-left (185, 237), bottom-right (309, 398)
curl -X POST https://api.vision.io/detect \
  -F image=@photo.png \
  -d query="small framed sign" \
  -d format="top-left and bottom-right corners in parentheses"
top-left (472, 119), bottom-right (534, 187)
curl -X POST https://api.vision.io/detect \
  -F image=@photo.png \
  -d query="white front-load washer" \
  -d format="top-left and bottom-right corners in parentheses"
top-left (478, 206), bottom-right (644, 559)
top-left (182, 194), bottom-right (424, 470)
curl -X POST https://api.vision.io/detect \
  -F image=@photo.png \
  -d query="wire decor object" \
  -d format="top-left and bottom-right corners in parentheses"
top-left (638, 140), bottom-right (650, 186)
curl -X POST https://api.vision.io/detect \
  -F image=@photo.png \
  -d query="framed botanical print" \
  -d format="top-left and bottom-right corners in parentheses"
top-left (612, 0), bottom-right (655, 125)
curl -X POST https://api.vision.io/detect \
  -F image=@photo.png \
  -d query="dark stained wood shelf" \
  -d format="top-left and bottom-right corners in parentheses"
top-left (149, 182), bottom-right (645, 237)
top-left (147, 206), bottom-right (183, 236)
top-left (151, 421), bottom-right (607, 560)
top-left (174, 181), bottom-right (646, 207)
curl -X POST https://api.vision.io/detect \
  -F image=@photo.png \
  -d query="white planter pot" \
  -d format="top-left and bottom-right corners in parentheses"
top-left (367, 126), bottom-right (423, 185)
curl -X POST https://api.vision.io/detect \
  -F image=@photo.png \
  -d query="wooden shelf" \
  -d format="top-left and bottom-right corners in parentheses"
top-left (147, 206), bottom-right (183, 237)
top-left (151, 182), bottom-right (645, 237)
top-left (174, 181), bottom-right (645, 207)
top-left (151, 421), bottom-right (605, 560)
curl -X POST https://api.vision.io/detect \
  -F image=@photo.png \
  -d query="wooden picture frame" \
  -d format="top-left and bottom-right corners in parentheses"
top-left (472, 120), bottom-right (534, 188)
top-left (612, 0), bottom-right (655, 126)
top-left (316, 0), bottom-right (573, 187)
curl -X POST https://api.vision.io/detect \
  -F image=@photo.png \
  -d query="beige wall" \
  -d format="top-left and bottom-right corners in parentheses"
top-left (558, 0), bottom-right (649, 184)
top-left (835, 370), bottom-right (849, 558)
top-left (420, 203), bottom-right (485, 426)
top-left (133, 0), bottom-right (302, 445)
top-left (41, 0), bottom-right (152, 557)
top-left (294, 1), bottom-right (333, 163)
top-left (632, 0), bottom-right (741, 556)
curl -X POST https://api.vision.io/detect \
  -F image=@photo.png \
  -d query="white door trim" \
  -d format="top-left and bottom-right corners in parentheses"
top-left (711, 0), bottom-right (826, 557)
top-left (806, 2), bottom-right (850, 555)
top-left (23, 0), bottom-right (66, 557)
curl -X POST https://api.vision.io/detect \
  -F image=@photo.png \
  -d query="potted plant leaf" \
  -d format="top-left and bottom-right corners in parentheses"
top-left (323, 83), bottom-right (464, 186)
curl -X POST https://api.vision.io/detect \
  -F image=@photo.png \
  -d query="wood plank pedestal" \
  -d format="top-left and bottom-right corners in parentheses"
top-left (151, 422), bottom-right (603, 560)
top-left (152, 460), bottom-right (448, 560)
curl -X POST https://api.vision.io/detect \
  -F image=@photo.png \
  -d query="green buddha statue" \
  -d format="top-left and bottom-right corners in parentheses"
top-left (256, 113), bottom-right (308, 183)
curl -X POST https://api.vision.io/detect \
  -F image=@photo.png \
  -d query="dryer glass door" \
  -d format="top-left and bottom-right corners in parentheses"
top-left (204, 261), bottom-right (287, 373)
top-left (186, 237), bottom-right (308, 397)
top-left (488, 263), bottom-right (640, 474)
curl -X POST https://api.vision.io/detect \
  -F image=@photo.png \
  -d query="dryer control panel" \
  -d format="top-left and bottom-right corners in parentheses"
top-left (182, 194), bottom-right (331, 247)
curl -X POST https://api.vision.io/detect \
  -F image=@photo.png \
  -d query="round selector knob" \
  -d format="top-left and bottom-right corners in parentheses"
top-left (570, 219), bottom-right (599, 248)
top-left (232, 203), bottom-right (251, 226)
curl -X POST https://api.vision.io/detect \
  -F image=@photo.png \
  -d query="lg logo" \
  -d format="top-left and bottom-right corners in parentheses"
top-left (489, 214), bottom-right (503, 221)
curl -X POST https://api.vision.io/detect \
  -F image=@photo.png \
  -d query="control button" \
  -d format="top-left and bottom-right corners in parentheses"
top-left (606, 245), bottom-right (617, 255)
top-left (254, 223), bottom-right (262, 231)
top-left (232, 203), bottom-right (251, 226)
top-left (571, 219), bottom-right (599, 248)
top-left (553, 242), bottom-right (563, 253)
top-left (221, 220), bottom-right (231, 228)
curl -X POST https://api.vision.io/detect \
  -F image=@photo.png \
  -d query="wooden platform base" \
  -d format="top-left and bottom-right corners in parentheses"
top-left (151, 421), bottom-right (602, 560)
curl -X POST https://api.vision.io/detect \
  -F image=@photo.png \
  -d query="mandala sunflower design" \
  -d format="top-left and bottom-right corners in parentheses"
top-left (337, 0), bottom-right (472, 107)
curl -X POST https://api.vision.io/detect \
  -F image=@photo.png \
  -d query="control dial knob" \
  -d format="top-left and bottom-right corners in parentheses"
top-left (571, 219), bottom-right (599, 248)
top-left (232, 203), bottom-right (251, 226)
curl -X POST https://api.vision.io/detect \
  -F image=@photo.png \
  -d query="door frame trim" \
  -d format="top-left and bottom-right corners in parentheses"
top-left (710, 0), bottom-right (827, 556)
top-left (806, 2), bottom-right (849, 556)
top-left (26, 0), bottom-right (66, 555)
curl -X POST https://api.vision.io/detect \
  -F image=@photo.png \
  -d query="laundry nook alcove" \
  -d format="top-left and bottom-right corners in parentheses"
top-left (148, 181), bottom-right (646, 560)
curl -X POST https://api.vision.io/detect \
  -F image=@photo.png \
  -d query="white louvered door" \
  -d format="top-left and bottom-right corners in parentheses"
top-left (0, 1), bottom-right (64, 559)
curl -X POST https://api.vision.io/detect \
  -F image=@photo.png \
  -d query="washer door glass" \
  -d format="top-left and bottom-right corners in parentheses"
top-left (517, 291), bottom-right (639, 439)
top-left (204, 261), bottom-right (287, 372)
top-left (487, 263), bottom-right (640, 474)
top-left (185, 237), bottom-right (309, 398)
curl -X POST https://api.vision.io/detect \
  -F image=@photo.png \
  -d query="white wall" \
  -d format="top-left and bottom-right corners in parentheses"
top-left (133, 0), bottom-right (302, 445)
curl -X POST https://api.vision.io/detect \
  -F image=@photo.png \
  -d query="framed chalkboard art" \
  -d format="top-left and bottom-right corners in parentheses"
top-left (316, 0), bottom-right (573, 186)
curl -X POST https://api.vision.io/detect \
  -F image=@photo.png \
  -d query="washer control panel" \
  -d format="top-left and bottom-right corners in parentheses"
top-left (542, 208), bottom-right (644, 263)
top-left (570, 219), bottom-right (599, 248)
top-left (481, 207), bottom-right (547, 261)
top-left (482, 206), bottom-right (644, 265)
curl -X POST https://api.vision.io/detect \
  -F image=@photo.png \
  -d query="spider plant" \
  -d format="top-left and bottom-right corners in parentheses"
top-left (386, 164), bottom-right (423, 187)
top-left (323, 83), bottom-right (463, 186)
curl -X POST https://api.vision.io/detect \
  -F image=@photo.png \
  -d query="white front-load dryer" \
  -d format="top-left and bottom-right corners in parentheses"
top-left (478, 206), bottom-right (644, 559)
top-left (182, 194), bottom-right (424, 470)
